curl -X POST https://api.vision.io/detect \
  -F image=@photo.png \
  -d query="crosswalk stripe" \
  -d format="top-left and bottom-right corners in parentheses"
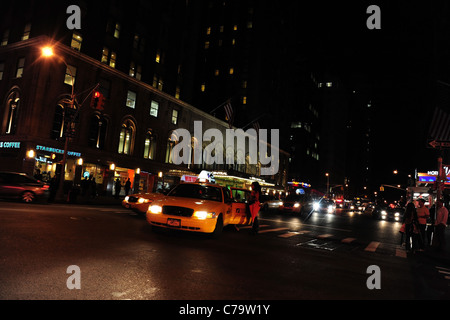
top-left (341, 237), bottom-right (356, 244)
top-left (395, 248), bottom-right (407, 258)
top-left (259, 227), bottom-right (289, 234)
top-left (317, 234), bottom-right (333, 239)
top-left (239, 225), bottom-right (270, 229)
top-left (364, 241), bottom-right (380, 252)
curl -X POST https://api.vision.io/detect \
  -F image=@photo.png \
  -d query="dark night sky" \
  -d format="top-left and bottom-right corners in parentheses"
top-left (299, 1), bottom-right (441, 186)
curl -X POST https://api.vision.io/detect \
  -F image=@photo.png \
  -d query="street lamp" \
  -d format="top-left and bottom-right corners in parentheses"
top-left (41, 45), bottom-right (76, 202)
top-left (325, 173), bottom-right (329, 197)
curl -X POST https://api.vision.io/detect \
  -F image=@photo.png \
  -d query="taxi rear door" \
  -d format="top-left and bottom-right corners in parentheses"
top-left (229, 188), bottom-right (250, 225)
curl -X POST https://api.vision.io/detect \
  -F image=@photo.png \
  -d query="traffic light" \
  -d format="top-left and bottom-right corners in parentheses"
top-left (90, 91), bottom-right (105, 110)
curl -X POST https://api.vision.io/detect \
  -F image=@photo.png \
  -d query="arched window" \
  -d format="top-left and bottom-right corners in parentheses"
top-left (50, 96), bottom-right (78, 140)
top-left (88, 114), bottom-right (107, 149)
top-left (4, 90), bottom-right (20, 135)
top-left (165, 131), bottom-right (177, 164)
top-left (118, 119), bottom-right (135, 155)
top-left (143, 129), bottom-right (156, 159)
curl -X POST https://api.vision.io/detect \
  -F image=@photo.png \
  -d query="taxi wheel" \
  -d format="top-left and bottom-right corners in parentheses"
top-left (211, 214), bottom-right (223, 238)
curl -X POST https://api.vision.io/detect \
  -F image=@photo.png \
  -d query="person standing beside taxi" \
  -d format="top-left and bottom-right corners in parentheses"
top-left (416, 198), bottom-right (430, 251)
top-left (434, 199), bottom-right (448, 252)
top-left (248, 182), bottom-right (261, 235)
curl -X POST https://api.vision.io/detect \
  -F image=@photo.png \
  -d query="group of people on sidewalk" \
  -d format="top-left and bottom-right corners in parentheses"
top-left (401, 198), bottom-right (449, 254)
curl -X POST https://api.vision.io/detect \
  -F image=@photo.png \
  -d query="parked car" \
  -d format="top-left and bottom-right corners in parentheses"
top-left (0, 171), bottom-right (50, 203)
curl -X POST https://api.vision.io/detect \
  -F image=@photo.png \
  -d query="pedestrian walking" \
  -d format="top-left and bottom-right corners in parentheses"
top-left (124, 178), bottom-right (131, 196)
top-left (416, 198), bottom-right (430, 251)
top-left (433, 199), bottom-right (448, 252)
top-left (403, 202), bottom-right (418, 252)
top-left (247, 181), bottom-right (261, 235)
top-left (114, 178), bottom-right (122, 198)
top-left (427, 204), bottom-right (436, 247)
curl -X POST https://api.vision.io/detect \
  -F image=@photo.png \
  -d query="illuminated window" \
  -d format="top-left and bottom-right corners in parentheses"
top-left (150, 100), bottom-right (159, 117)
top-left (101, 47), bottom-right (109, 63)
top-left (214, 69), bottom-right (220, 76)
top-left (15, 58), bottom-right (25, 78)
top-left (129, 61), bottom-right (142, 79)
top-left (175, 86), bottom-right (180, 99)
top-left (326, 82), bottom-right (332, 87)
top-left (229, 68), bottom-right (234, 75)
top-left (242, 80), bottom-right (247, 88)
top-left (220, 26), bottom-right (224, 32)
top-left (206, 27), bottom-right (211, 35)
top-left (126, 90), bottom-right (136, 108)
top-left (109, 51), bottom-right (116, 68)
top-left (118, 120), bottom-right (135, 155)
top-left (114, 23), bottom-right (121, 39)
top-left (232, 38), bottom-right (236, 45)
top-left (21, 23), bottom-right (31, 41)
top-left (71, 32), bottom-right (82, 51)
top-left (143, 130), bottom-right (155, 159)
top-left (1, 29), bottom-right (9, 46)
top-left (155, 50), bottom-right (161, 63)
top-left (0, 62), bottom-right (4, 80)
top-left (233, 25), bottom-right (238, 31)
top-left (201, 83), bottom-right (206, 92)
top-left (204, 41), bottom-right (210, 49)
top-left (172, 109), bottom-right (179, 125)
top-left (242, 96), bottom-right (247, 105)
top-left (64, 65), bottom-right (76, 86)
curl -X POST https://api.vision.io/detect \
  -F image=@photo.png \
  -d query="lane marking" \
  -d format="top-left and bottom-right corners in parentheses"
top-left (364, 241), bottom-right (380, 252)
top-left (259, 227), bottom-right (289, 234)
top-left (278, 230), bottom-right (311, 238)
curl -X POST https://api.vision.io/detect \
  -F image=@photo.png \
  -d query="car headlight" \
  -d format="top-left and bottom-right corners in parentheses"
top-left (350, 205), bottom-right (355, 210)
top-left (294, 203), bottom-right (300, 208)
top-left (327, 205), bottom-right (334, 213)
top-left (394, 212), bottom-right (400, 217)
top-left (279, 202), bottom-right (283, 206)
top-left (138, 197), bottom-right (150, 204)
top-left (193, 211), bottom-right (216, 220)
top-left (149, 205), bottom-right (162, 214)
top-left (313, 202), bottom-right (320, 211)
top-left (125, 196), bottom-right (129, 201)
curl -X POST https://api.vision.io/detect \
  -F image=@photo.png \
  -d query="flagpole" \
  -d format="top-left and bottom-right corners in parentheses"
top-left (242, 114), bottom-right (265, 130)
top-left (210, 99), bottom-right (231, 115)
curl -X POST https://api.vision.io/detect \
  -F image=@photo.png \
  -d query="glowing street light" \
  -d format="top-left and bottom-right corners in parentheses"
top-left (41, 46), bottom-right (54, 57)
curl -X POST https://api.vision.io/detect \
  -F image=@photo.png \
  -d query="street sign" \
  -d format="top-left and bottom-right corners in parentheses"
top-left (428, 140), bottom-right (450, 149)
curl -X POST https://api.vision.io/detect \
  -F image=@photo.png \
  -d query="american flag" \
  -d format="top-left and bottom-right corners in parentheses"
top-left (252, 121), bottom-right (260, 133)
top-left (224, 102), bottom-right (233, 128)
top-left (428, 107), bottom-right (450, 142)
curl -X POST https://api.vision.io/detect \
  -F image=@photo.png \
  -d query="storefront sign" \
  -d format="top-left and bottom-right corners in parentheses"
top-left (0, 141), bottom-right (21, 149)
top-left (36, 145), bottom-right (81, 157)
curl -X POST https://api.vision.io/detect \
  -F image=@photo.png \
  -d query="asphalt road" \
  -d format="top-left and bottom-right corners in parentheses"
top-left (1, 201), bottom-right (450, 307)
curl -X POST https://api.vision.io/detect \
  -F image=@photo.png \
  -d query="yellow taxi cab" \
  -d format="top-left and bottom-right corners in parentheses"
top-left (146, 182), bottom-right (252, 237)
top-left (122, 192), bottom-right (166, 214)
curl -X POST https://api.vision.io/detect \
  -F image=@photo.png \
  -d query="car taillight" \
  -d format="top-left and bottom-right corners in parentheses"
top-left (42, 185), bottom-right (50, 190)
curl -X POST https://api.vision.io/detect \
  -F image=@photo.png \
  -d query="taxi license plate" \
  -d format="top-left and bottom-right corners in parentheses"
top-left (167, 218), bottom-right (181, 227)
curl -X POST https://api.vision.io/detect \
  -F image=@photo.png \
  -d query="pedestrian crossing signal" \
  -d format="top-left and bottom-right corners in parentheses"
top-left (90, 91), bottom-right (105, 110)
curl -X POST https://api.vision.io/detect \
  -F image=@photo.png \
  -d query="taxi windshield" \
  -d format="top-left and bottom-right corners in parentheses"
top-left (168, 184), bottom-right (223, 202)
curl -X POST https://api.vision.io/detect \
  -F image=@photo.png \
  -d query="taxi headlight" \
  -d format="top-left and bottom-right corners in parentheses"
top-left (394, 212), bottom-right (400, 217)
top-left (138, 197), bottom-right (150, 204)
top-left (125, 196), bottom-right (129, 201)
top-left (149, 205), bottom-right (162, 214)
top-left (327, 205), bottom-right (334, 213)
top-left (294, 203), bottom-right (300, 208)
top-left (193, 211), bottom-right (215, 220)
top-left (279, 201), bottom-right (283, 206)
